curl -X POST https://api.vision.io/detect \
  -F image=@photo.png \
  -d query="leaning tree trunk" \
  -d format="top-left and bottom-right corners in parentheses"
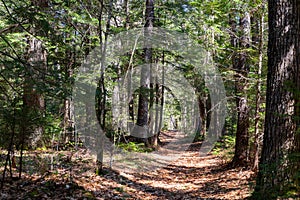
top-left (230, 11), bottom-right (251, 167)
top-left (253, 1), bottom-right (300, 199)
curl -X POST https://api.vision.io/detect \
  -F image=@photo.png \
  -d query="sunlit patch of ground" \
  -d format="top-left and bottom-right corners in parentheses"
top-left (0, 132), bottom-right (255, 199)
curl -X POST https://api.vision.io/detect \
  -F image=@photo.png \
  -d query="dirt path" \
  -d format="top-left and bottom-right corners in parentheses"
top-left (1, 133), bottom-right (255, 200)
top-left (78, 137), bottom-right (255, 200)
top-left (101, 142), bottom-right (255, 200)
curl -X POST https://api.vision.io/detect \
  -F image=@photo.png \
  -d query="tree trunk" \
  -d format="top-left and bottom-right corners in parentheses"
top-left (123, 0), bottom-right (129, 29)
top-left (194, 94), bottom-right (206, 141)
top-left (63, 45), bottom-right (75, 143)
top-left (22, 0), bottom-right (48, 149)
top-left (23, 36), bottom-right (47, 149)
top-left (135, 0), bottom-right (155, 147)
top-left (253, 1), bottom-right (300, 198)
top-left (252, 7), bottom-right (265, 172)
top-left (157, 55), bottom-right (165, 144)
top-left (231, 11), bottom-right (251, 167)
top-left (95, 0), bottom-right (113, 174)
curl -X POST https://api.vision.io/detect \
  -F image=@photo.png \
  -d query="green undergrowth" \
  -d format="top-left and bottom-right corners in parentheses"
top-left (117, 142), bottom-right (153, 153)
top-left (212, 135), bottom-right (235, 162)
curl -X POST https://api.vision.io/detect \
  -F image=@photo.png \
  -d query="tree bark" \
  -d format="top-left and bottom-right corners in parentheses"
top-left (230, 11), bottom-right (251, 167)
top-left (135, 0), bottom-right (156, 147)
top-left (23, 36), bottom-right (47, 149)
top-left (63, 43), bottom-right (75, 143)
top-left (95, 0), bottom-right (112, 174)
top-left (253, 1), bottom-right (300, 198)
top-left (252, 7), bottom-right (265, 172)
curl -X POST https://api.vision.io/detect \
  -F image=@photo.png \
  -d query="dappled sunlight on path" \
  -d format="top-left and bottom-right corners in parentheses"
top-left (1, 131), bottom-right (255, 199)
top-left (117, 142), bottom-right (255, 200)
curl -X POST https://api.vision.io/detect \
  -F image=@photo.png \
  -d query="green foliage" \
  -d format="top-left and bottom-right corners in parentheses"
top-left (193, 133), bottom-right (205, 142)
top-left (43, 114), bottom-right (62, 143)
top-left (114, 186), bottom-right (125, 193)
top-left (212, 135), bottom-right (235, 162)
top-left (117, 142), bottom-right (153, 153)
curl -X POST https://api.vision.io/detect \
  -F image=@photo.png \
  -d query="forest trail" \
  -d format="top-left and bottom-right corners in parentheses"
top-left (108, 141), bottom-right (256, 200)
top-left (1, 131), bottom-right (255, 200)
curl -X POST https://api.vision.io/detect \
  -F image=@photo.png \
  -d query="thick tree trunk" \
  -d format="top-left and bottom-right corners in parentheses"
top-left (194, 94), bottom-right (206, 141)
top-left (253, 1), bottom-right (300, 198)
top-left (231, 11), bottom-right (251, 167)
top-left (23, 36), bottom-right (47, 149)
top-left (135, 0), bottom-right (156, 147)
top-left (136, 64), bottom-right (150, 131)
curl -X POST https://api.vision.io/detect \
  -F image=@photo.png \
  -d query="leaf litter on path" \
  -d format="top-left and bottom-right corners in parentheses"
top-left (0, 132), bottom-right (255, 199)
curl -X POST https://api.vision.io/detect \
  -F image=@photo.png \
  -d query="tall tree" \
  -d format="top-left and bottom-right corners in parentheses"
top-left (230, 9), bottom-right (251, 167)
top-left (95, 0), bottom-right (115, 174)
top-left (62, 34), bottom-right (76, 143)
top-left (23, 36), bottom-right (47, 148)
top-left (23, 0), bottom-right (49, 148)
top-left (251, 2), bottom-right (266, 172)
top-left (253, 0), bottom-right (300, 198)
top-left (135, 0), bottom-right (155, 147)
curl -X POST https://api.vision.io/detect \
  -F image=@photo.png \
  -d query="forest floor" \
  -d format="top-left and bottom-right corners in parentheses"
top-left (0, 131), bottom-right (256, 200)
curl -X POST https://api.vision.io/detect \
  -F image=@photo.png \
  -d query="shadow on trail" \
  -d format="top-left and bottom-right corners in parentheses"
top-left (99, 153), bottom-right (251, 200)
top-left (0, 175), bottom-right (92, 200)
top-left (99, 166), bottom-right (224, 200)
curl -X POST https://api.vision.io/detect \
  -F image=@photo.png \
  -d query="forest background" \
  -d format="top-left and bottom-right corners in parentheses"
top-left (0, 0), bottom-right (299, 199)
